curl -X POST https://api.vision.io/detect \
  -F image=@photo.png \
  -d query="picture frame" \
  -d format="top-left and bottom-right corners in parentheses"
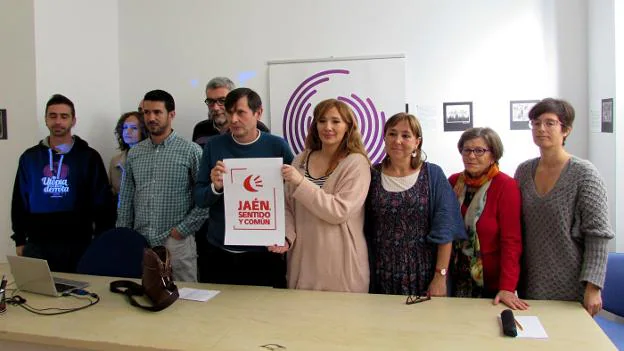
top-left (601, 98), bottom-right (613, 133)
top-left (0, 109), bottom-right (6, 140)
top-left (510, 100), bottom-right (539, 130)
top-left (443, 102), bottom-right (473, 132)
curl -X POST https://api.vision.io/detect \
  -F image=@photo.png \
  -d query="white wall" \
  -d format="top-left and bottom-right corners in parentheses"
top-left (0, 0), bottom-right (38, 262)
top-left (118, 0), bottom-right (588, 177)
top-left (588, 0), bottom-right (617, 252)
top-left (615, 1), bottom-right (624, 253)
top-left (34, 0), bottom-right (121, 171)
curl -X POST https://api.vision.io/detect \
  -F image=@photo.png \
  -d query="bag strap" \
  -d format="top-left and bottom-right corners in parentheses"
top-left (109, 280), bottom-right (170, 312)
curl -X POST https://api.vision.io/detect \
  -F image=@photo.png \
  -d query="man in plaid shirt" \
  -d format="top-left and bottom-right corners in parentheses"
top-left (117, 90), bottom-right (208, 282)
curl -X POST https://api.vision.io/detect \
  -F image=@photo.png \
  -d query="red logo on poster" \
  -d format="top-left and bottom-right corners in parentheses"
top-left (243, 175), bottom-right (263, 192)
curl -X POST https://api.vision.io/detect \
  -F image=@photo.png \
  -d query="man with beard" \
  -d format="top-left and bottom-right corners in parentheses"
top-left (117, 90), bottom-right (208, 282)
top-left (11, 94), bottom-right (114, 272)
top-left (192, 77), bottom-right (269, 148)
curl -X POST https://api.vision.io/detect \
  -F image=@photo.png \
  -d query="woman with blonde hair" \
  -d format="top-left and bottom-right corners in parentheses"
top-left (269, 98), bottom-right (371, 292)
top-left (365, 113), bottom-right (464, 297)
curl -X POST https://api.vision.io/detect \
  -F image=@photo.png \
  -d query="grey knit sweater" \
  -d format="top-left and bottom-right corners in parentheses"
top-left (514, 156), bottom-right (614, 302)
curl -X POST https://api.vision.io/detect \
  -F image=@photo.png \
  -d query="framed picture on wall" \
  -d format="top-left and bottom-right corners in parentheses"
top-left (0, 109), bottom-right (6, 140)
top-left (601, 98), bottom-right (613, 133)
top-left (510, 100), bottom-right (539, 130)
top-left (443, 102), bottom-right (473, 132)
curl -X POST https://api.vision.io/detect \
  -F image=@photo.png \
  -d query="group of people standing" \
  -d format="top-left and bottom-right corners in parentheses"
top-left (10, 77), bottom-right (614, 317)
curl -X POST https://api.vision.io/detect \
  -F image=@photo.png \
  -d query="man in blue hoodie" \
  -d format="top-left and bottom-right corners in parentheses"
top-left (11, 94), bottom-right (114, 273)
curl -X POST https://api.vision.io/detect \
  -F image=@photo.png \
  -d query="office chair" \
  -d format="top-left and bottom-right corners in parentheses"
top-left (77, 227), bottom-right (149, 278)
top-left (595, 253), bottom-right (624, 349)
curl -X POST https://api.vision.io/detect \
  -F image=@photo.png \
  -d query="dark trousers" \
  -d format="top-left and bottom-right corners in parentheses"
top-left (23, 241), bottom-right (89, 273)
top-left (195, 229), bottom-right (211, 283)
top-left (202, 241), bottom-right (286, 288)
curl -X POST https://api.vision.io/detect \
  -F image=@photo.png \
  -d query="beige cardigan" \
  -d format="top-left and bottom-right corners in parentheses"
top-left (285, 152), bottom-right (371, 293)
top-left (108, 151), bottom-right (127, 195)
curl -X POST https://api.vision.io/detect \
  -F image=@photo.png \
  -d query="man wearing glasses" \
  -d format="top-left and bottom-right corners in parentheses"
top-left (192, 77), bottom-right (269, 148)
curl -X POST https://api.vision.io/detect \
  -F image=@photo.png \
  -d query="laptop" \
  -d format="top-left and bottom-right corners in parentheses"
top-left (7, 255), bottom-right (89, 297)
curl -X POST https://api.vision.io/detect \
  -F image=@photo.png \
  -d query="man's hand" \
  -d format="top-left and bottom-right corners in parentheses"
top-left (16, 245), bottom-right (24, 256)
top-left (211, 161), bottom-right (226, 192)
top-left (170, 228), bottom-right (184, 240)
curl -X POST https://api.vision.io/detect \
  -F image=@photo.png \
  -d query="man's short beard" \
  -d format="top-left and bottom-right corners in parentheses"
top-left (212, 114), bottom-right (227, 128)
top-left (148, 124), bottom-right (167, 136)
top-left (49, 127), bottom-right (71, 137)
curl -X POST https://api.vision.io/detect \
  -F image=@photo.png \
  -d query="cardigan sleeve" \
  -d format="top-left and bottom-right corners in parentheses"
top-left (291, 153), bottom-right (371, 225)
top-left (284, 153), bottom-right (305, 246)
top-left (108, 155), bottom-right (115, 187)
top-left (427, 163), bottom-right (466, 243)
top-left (495, 175), bottom-right (523, 292)
top-left (577, 161), bottom-right (614, 288)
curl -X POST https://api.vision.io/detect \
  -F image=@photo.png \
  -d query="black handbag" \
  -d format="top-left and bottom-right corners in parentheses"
top-left (110, 246), bottom-right (179, 311)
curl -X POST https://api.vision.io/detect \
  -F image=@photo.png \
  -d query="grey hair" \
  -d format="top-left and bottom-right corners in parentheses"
top-left (205, 77), bottom-right (235, 91)
top-left (457, 127), bottom-right (504, 163)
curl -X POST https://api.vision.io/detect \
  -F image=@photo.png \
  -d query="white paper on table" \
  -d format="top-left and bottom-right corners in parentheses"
top-left (178, 288), bottom-right (220, 302)
top-left (223, 157), bottom-right (285, 246)
top-left (515, 316), bottom-right (549, 339)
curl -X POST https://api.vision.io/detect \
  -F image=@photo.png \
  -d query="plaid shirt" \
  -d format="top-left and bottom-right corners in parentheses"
top-left (116, 131), bottom-right (208, 246)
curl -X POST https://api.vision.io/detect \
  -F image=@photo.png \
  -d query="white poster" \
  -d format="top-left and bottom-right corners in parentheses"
top-left (223, 158), bottom-right (285, 246)
top-left (269, 55), bottom-right (406, 164)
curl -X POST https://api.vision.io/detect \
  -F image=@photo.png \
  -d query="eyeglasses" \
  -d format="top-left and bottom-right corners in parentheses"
top-left (529, 119), bottom-right (562, 129)
top-left (405, 292), bottom-right (431, 305)
top-left (204, 97), bottom-right (226, 107)
top-left (460, 147), bottom-right (490, 157)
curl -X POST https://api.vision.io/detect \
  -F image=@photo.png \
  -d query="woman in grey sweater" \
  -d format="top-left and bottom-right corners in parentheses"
top-left (514, 98), bottom-right (614, 316)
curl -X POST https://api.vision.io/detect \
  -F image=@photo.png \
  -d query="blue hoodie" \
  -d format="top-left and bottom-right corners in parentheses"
top-left (11, 135), bottom-right (114, 247)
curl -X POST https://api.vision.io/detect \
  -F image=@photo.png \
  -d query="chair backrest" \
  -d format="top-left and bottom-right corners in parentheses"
top-left (602, 252), bottom-right (624, 317)
top-left (77, 227), bottom-right (149, 278)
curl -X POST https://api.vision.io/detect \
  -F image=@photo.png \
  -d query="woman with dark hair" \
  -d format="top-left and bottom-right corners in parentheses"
top-left (449, 127), bottom-right (527, 310)
top-left (365, 113), bottom-right (465, 297)
top-left (269, 99), bottom-right (371, 292)
top-left (515, 98), bottom-right (614, 316)
top-left (109, 111), bottom-right (147, 198)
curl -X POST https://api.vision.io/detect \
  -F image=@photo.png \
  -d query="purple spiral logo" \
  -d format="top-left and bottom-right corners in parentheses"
top-left (282, 69), bottom-right (386, 164)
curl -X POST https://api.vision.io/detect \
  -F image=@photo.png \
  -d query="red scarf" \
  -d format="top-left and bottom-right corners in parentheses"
top-left (462, 164), bottom-right (500, 188)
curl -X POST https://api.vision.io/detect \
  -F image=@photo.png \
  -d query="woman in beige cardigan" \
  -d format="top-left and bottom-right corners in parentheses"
top-left (269, 99), bottom-right (371, 292)
top-left (109, 111), bottom-right (147, 199)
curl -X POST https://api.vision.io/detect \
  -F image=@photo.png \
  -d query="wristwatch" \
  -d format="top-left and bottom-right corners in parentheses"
top-left (435, 268), bottom-right (448, 276)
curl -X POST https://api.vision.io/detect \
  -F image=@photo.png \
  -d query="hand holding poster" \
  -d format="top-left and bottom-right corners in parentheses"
top-left (223, 158), bottom-right (285, 246)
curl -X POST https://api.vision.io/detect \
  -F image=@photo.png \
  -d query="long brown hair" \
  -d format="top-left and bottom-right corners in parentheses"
top-left (382, 113), bottom-right (424, 170)
top-left (114, 111), bottom-right (147, 151)
top-left (304, 99), bottom-right (370, 175)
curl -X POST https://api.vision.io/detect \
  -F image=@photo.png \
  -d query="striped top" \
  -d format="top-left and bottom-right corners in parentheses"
top-left (304, 152), bottom-right (330, 187)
